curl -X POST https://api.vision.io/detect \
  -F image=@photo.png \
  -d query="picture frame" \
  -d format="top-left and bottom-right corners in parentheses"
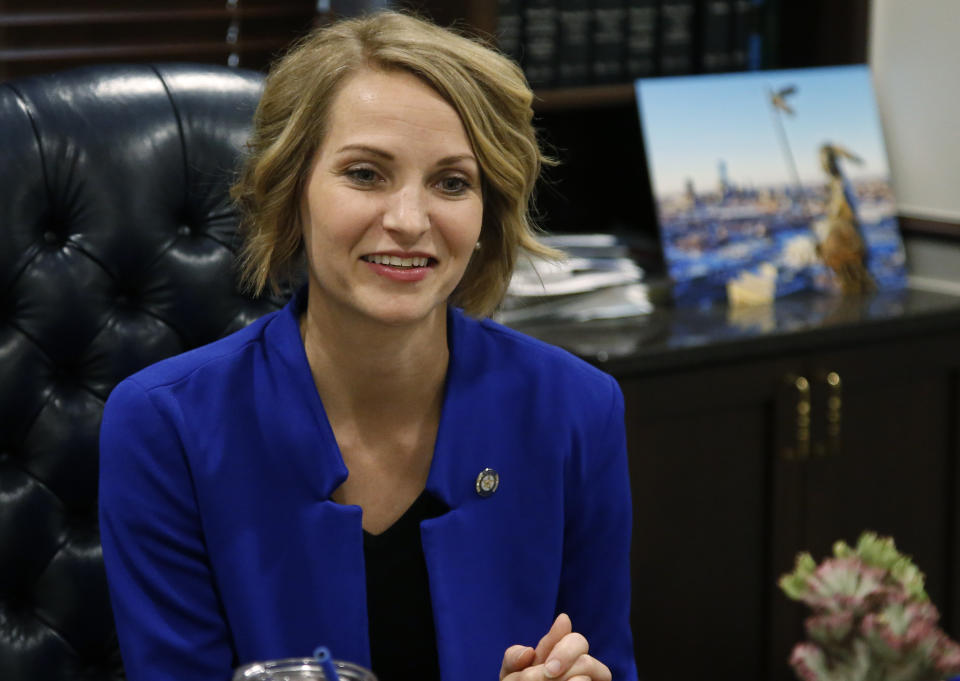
top-left (636, 64), bottom-right (907, 305)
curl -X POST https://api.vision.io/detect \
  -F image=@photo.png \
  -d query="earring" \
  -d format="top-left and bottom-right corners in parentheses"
top-left (474, 241), bottom-right (481, 251)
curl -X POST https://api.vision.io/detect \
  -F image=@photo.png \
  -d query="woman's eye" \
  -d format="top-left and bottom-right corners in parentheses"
top-left (345, 167), bottom-right (379, 185)
top-left (438, 176), bottom-right (470, 194)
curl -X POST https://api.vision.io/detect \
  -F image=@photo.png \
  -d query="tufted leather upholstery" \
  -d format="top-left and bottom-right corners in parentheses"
top-left (0, 63), bottom-right (286, 681)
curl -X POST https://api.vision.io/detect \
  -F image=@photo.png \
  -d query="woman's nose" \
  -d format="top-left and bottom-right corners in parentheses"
top-left (382, 185), bottom-right (430, 240)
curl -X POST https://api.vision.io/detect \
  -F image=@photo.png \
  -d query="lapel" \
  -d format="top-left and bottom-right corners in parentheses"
top-left (256, 292), bottom-right (372, 665)
top-left (263, 289), bottom-right (349, 499)
top-left (421, 309), bottom-right (550, 681)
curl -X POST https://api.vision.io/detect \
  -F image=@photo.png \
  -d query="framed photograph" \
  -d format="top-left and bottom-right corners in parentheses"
top-left (636, 64), bottom-right (907, 305)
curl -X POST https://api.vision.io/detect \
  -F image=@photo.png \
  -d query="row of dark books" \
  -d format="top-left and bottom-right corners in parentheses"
top-left (497, 0), bottom-right (771, 89)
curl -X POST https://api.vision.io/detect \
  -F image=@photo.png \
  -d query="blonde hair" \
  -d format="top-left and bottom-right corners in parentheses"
top-left (231, 10), bottom-right (561, 317)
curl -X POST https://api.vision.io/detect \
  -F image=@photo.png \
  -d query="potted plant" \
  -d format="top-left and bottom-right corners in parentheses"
top-left (779, 532), bottom-right (960, 681)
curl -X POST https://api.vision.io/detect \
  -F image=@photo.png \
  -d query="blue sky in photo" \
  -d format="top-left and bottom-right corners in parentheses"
top-left (635, 65), bottom-right (892, 197)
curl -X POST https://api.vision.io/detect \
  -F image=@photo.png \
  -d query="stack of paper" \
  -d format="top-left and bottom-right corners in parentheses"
top-left (497, 234), bottom-right (653, 324)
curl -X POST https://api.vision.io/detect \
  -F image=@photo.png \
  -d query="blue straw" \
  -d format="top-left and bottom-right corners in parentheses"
top-left (313, 646), bottom-right (341, 681)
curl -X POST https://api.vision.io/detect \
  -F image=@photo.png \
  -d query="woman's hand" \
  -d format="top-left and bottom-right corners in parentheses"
top-left (499, 613), bottom-right (612, 681)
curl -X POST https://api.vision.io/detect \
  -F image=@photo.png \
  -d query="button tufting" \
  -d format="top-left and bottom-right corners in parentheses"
top-left (2, 63), bottom-right (280, 681)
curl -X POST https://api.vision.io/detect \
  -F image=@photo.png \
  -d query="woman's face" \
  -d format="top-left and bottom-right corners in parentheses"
top-left (300, 68), bottom-right (483, 329)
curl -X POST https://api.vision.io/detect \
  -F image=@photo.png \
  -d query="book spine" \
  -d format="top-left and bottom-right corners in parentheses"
top-left (592, 0), bottom-right (626, 84)
top-left (748, 0), bottom-right (767, 70)
top-left (699, 0), bottom-right (733, 72)
top-left (524, 0), bottom-right (560, 88)
top-left (627, 0), bottom-right (658, 79)
top-left (729, 0), bottom-right (751, 70)
top-left (496, 0), bottom-right (525, 66)
top-left (557, 0), bottom-right (592, 86)
top-left (658, 0), bottom-right (697, 75)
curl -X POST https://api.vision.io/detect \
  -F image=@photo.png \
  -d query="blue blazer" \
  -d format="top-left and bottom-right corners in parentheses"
top-left (99, 291), bottom-right (637, 681)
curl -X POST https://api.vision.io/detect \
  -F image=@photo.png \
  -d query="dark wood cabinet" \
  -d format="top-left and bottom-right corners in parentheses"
top-left (767, 335), bottom-right (959, 680)
top-left (620, 354), bottom-right (782, 680)
top-left (631, 306), bottom-right (960, 681)
top-left (515, 288), bottom-right (960, 681)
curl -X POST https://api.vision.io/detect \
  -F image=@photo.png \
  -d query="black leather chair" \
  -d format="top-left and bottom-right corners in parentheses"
top-left (0, 63), bottom-right (285, 681)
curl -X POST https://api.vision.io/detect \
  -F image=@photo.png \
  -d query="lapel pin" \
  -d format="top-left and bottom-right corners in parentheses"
top-left (475, 468), bottom-right (499, 497)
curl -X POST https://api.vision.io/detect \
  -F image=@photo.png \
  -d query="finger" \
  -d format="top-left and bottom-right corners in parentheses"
top-left (504, 656), bottom-right (610, 681)
top-left (564, 655), bottom-right (611, 681)
top-left (501, 663), bottom-right (549, 681)
top-left (552, 654), bottom-right (611, 681)
top-left (500, 645), bottom-right (535, 680)
top-left (542, 632), bottom-right (589, 679)
top-left (534, 613), bottom-right (573, 664)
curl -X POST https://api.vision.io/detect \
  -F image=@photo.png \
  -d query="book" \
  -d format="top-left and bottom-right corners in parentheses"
top-left (557, 0), bottom-right (592, 86)
top-left (729, 0), bottom-right (750, 70)
top-left (748, 0), bottom-right (769, 70)
top-left (524, 0), bottom-right (560, 88)
top-left (627, 0), bottom-right (658, 78)
top-left (497, 282), bottom-right (653, 324)
top-left (537, 232), bottom-right (632, 258)
top-left (699, 0), bottom-right (733, 72)
top-left (592, 0), bottom-right (626, 84)
top-left (496, 0), bottom-right (525, 65)
top-left (659, 0), bottom-right (697, 75)
top-left (506, 256), bottom-right (643, 298)
top-left (730, 0), bottom-right (768, 70)
top-left (498, 233), bottom-right (652, 323)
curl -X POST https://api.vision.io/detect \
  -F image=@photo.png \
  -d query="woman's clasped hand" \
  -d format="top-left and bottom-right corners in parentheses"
top-left (501, 615), bottom-right (612, 681)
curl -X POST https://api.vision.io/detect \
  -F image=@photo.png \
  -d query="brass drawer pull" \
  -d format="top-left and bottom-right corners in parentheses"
top-left (824, 371), bottom-right (842, 456)
top-left (794, 375), bottom-right (811, 460)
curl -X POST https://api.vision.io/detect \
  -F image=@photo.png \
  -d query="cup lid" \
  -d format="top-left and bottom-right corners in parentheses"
top-left (232, 657), bottom-right (377, 681)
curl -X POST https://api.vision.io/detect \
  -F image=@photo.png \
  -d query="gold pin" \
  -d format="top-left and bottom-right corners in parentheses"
top-left (475, 468), bottom-right (499, 497)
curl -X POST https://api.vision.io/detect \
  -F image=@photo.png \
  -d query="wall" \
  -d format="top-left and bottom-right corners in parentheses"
top-left (869, 0), bottom-right (960, 223)
top-left (869, 0), bottom-right (960, 285)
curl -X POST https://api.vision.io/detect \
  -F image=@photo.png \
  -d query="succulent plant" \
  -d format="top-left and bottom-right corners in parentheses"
top-left (779, 532), bottom-right (960, 681)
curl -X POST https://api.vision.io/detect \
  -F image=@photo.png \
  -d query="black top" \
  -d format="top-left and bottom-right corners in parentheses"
top-left (363, 491), bottom-right (447, 681)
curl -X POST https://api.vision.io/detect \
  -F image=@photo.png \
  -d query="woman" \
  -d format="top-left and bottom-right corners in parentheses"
top-left (99, 11), bottom-right (636, 681)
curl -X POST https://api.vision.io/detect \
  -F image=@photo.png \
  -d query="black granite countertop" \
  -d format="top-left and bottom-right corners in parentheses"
top-left (505, 286), bottom-right (960, 376)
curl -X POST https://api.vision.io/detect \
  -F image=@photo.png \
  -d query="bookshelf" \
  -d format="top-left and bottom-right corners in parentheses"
top-left (0, 1), bottom-right (318, 81)
top-left (394, 0), bottom-right (881, 244)
top-left (404, 0), bottom-right (870, 104)
top-left (533, 82), bottom-right (636, 111)
top-left (0, 1), bottom-right (874, 106)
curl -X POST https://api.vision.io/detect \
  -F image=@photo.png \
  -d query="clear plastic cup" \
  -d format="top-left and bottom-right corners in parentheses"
top-left (232, 657), bottom-right (377, 681)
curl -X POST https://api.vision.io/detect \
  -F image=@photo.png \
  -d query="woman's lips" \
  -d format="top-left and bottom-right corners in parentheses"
top-left (362, 259), bottom-right (433, 282)
top-left (362, 253), bottom-right (433, 267)
top-left (360, 253), bottom-right (436, 282)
